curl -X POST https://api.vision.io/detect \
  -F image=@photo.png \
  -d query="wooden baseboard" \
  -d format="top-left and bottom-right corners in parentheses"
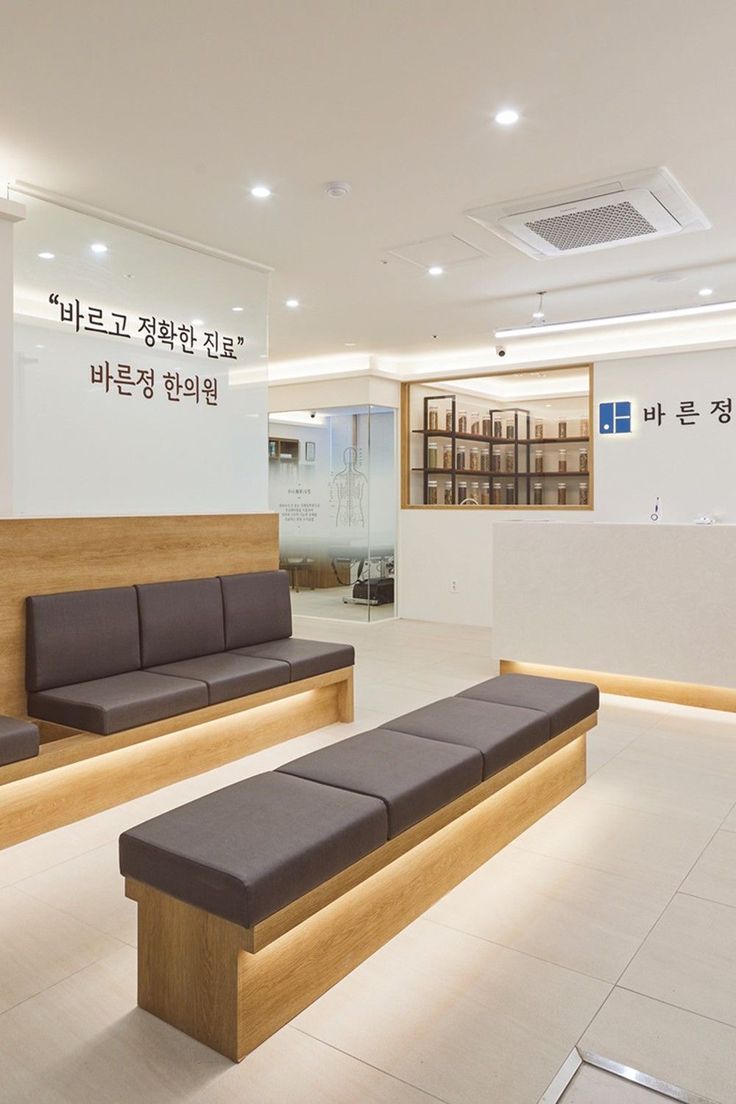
top-left (0, 669), bottom-right (354, 849)
top-left (500, 659), bottom-right (736, 712)
top-left (127, 728), bottom-right (588, 1061)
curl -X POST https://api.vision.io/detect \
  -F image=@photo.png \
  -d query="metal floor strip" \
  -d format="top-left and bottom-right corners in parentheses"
top-left (538, 1046), bottom-right (722, 1104)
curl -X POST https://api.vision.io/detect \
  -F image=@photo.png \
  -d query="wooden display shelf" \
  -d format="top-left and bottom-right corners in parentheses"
top-left (414, 429), bottom-right (590, 445)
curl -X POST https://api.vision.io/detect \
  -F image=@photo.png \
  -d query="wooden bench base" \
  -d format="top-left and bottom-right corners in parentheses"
top-left (126, 720), bottom-right (590, 1061)
top-left (0, 667), bottom-right (353, 849)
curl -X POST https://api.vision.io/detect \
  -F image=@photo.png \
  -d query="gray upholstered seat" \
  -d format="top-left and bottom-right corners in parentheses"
top-left (458, 674), bottom-right (599, 737)
top-left (28, 671), bottom-right (208, 736)
top-left (278, 728), bottom-right (482, 836)
top-left (232, 639), bottom-right (355, 681)
top-left (385, 696), bottom-right (550, 779)
top-left (0, 716), bottom-right (40, 766)
top-left (119, 772), bottom-right (388, 927)
top-left (147, 653), bottom-right (290, 705)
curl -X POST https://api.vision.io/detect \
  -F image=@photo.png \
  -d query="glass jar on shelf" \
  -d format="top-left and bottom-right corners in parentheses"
top-left (427, 442), bottom-right (438, 469)
top-left (534, 418), bottom-right (544, 439)
top-left (482, 414), bottom-right (492, 437)
top-left (457, 479), bottom-right (468, 502)
top-left (470, 481), bottom-right (480, 502)
top-left (557, 482), bottom-right (567, 506)
top-left (558, 449), bottom-right (567, 473)
top-left (456, 445), bottom-right (467, 470)
top-left (458, 410), bottom-right (468, 433)
top-left (491, 450), bottom-right (501, 472)
top-left (580, 417), bottom-right (589, 437)
top-left (470, 412), bottom-right (481, 436)
top-left (444, 407), bottom-right (454, 431)
top-left (443, 444), bottom-right (453, 469)
top-left (468, 447), bottom-right (479, 471)
top-left (579, 481), bottom-right (589, 506)
top-left (534, 449), bottom-right (544, 473)
top-left (428, 405), bottom-right (439, 430)
top-left (480, 484), bottom-right (491, 505)
top-left (444, 480), bottom-right (454, 505)
top-left (504, 449), bottom-right (515, 473)
top-left (505, 482), bottom-right (516, 505)
top-left (492, 481), bottom-right (502, 505)
top-left (493, 417), bottom-right (503, 438)
top-left (533, 482), bottom-right (544, 505)
top-left (578, 446), bottom-right (588, 473)
top-left (558, 419), bottom-right (568, 439)
top-left (481, 448), bottom-right (490, 471)
top-left (505, 417), bottom-right (515, 439)
top-left (427, 479), bottom-right (438, 505)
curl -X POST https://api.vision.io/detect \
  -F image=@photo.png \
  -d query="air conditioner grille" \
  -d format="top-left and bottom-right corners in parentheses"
top-left (526, 200), bottom-right (657, 252)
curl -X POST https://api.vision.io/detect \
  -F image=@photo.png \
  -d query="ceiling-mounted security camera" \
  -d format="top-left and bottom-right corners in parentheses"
top-left (496, 345), bottom-right (507, 357)
top-left (310, 411), bottom-right (317, 419)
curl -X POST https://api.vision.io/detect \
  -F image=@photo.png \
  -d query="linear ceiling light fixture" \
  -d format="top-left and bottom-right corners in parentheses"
top-left (495, 299), bottom-right (736, 339)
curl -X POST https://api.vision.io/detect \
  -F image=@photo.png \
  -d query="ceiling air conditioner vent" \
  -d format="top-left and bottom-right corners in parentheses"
top-left (465, 168), bottom-right (710, 259)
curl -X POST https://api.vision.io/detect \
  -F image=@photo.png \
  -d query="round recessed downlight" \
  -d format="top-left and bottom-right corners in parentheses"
top-left (285, 299), bottom-right (300, 309)
top-left (495, 108), bottom-right (520, 126)
top-left (38, 251), bottom-right (54, 260)
top-left (90, 242), bottom-right (108, 254)
top-left (345, 342), bottom-right (356, 347)
top-left (428, 266), bottom-right (444, 276)
top-left (699, 287), bottom-right (714, 297)
top-left (250, 185), bottom-right (271, 198)
top-left (191, 318), bottom-right (204, 325)
top-left (232, 306), bottom-right (244, 312)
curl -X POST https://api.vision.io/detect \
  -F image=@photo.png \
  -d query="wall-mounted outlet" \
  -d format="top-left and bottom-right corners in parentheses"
top-left (450, 580), bottom-right (458, 593)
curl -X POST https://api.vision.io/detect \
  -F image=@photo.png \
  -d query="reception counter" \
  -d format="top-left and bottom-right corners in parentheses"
top-left (492, 522), bottom-right (736, 709)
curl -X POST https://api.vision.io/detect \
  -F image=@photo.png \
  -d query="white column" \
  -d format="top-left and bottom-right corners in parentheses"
top-left (0, 196), bottom-right (26, 515)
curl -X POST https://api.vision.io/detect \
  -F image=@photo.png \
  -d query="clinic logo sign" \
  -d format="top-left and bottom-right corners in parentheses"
top-left (599, 401), bottom-right (632, 434)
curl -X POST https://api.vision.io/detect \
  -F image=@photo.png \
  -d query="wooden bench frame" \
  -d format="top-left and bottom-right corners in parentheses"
top-left (125, 712), bottom-right (594, 1061)
top-left (0, 666), bottom-right (354, 849)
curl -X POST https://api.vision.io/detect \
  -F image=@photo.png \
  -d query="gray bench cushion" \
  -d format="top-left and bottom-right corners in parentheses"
top-left (458, 674), bottom-right (599, 737)
top-left (232, 639), bottom-right (355, 681)
top-left (137, 578), bottom-right (225, 667)
top-left (0, 717), bottom-right (40, 766)
top-left (119, 772), bottom-right (388, 927)
top-left (147, 653), bottom-right (290, 705)
top-left (26, 587), bottom-right (141, 693)
top-left (386, 696), bottom-right (550, 779)
top-left (220, 570), bottom-right (292, 649)
top-left (28, 671), bottom-right (208, 735)
top-left (278, 728), bottom-right (482, 837)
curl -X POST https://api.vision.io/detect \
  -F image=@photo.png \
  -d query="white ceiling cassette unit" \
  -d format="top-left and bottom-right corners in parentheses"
top-left (465, 167), bottom-right (710, 259)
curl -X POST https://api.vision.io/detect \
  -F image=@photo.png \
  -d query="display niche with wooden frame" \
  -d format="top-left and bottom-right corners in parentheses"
top-left (402, 365), bottom-right (593, 509)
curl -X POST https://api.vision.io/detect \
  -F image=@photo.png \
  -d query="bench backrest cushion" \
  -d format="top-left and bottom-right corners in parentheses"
top-left (26, 587), bottom-right (141, 693)
top-left (137, 578), bottom-right (225, 667)
top-left (220, 570), bottom-right (292, 649)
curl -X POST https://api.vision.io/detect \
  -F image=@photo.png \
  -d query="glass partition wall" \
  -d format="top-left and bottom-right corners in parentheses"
top-left (268, 405), bottom-right (396, 622)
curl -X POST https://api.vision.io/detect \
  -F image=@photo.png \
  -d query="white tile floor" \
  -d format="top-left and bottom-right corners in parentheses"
top-left (1, 618), bottom-right (736, 1103)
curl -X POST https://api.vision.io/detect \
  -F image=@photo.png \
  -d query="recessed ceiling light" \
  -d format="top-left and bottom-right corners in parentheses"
top-left (495, 107), bottom-right (520, 126)
top-left (344, 342), bottom-right (356, 347)
top-left (37, 251), bottom-right (54, 260)
top-left (34, 344), bottom-right (45, 349)
top-left (428, 266), bottom-right (444, 276)
top-left (250, 185), bottom-right (271, 198)
top-left (698, 287), bottom-right (714, 297)
top-left (90, 242), bottom-right (108, 254)
top-left (191, 318), bottom-right (204, 325)
top-left (232, 306), bottom-right (244, 312)
top-left (285, 299), bottom-right (300, 309)
top-left (260, 354), bottom-right (268, 358)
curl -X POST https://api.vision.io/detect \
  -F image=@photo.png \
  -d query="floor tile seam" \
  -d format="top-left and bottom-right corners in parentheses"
top-left (290, 1026), bottom-right (453, 1104)
top-left (614, 982), bottom-right (736, 1034)
top-left (510, 840), bottom-right (689, 892)
top-left (423, 915), bottom-right (618, 987)
top-left (675, 889), bottom-right (736, 914)
top-left (8, 880), bottom-right (132, 950)
top-left (0, 834), bottom-right (119, 890)
top-left (586, 735), bottom-right (645, 777)
top-left (10, 840), bottom-right (113, 892)
top-left (564, 784), bottom-right (731, 826)
top-left (0, 940), bottom-right (127, 1021)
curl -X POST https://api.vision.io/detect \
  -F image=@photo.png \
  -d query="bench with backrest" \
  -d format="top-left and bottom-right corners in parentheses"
top-left (26, 569), bottom-right (353, 736)
top-left (120, 672), bottom-right (598, 1061)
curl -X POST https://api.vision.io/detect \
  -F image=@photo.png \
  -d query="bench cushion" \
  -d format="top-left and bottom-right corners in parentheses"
top-left (137, 578), bottom-right (225, 667)
top-left (28, 671), bottom-right (208, 736)
top-left (147, 653), bottom-right (290, 705)
top-left (458, 674), bottom-right (599, 737)
top-left (119, 772), bottom-right (388, 927)
top-left (278, 728), bottom-right (483, 837)
top-left (0, 717), bottom-right (40, 766)
top-left (26, 587), bottom-right (141, 693)
top-left (232, 638), bottom-right (355, 681)
top-left (220, 570), bottom-right (292, 649)
top-left (385, 696), bottom-right (550, 779)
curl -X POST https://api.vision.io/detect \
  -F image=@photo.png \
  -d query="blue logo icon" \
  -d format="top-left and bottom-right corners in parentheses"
top-left (599, 401), bottom-right (631, 434)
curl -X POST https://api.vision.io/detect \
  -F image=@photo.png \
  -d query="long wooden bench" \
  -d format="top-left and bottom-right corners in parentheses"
top-left (121, 673), bottom-right (598, 1061)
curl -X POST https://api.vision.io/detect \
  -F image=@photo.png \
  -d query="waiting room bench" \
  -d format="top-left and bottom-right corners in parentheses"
top-left (121, 673), bottom-right (598, 1061)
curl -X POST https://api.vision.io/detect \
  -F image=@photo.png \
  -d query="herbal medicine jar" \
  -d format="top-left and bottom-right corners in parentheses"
top-left (558, 449), bottom-right (567, 473)
top-left (458, 410), bottom-right (468, 433)
top-left (558, 420), bottom-right (568, 439)
top-left (580, 417), bottom-right (590, 437)
top-left (470, 481), bottom-right (480, 502)
top-left (456, 445), bottom-right (467, 470)
top-left (481, 448), bottom-right (491, 471)
top-left (491, 450), bottom-right (501, 472)
top-left (443, 444), bottom-right (453, 469)
top-left (533, 482), bottom-right (544, 505)
top-left (505, 482), bottom-right (516, 505)
top-left (505, 417), bottom-right (515, 439)
top-left (427, 479), bottom-right (438, 505)
top-left (481, 485), bottom-right (491, 506)
top-left (557, 482), bottom-right (567, 506)
top-left (579, 447), bottom-right (588, 473)
top-left (534, 419), bottom-right (544, 439)
top-left (445, 407), bottom-right (454, 431)
top-left (492, 481), bottom-right (502, 504)
top-left (534, 449), bottom-right (544, 473)
top-left (470, 413), bottom-right (481, 436)
top-left (427, 442), bottom-right (438, 469)
top-left (482, 415), bottom-right (492, 437)
top-left (579, 481), bottom-right (589, 506)
top-left (457, 480), bottom-right (468, 502)
top-left (470, 447), bottom-right (480, 471)
top-left (428, 405), bottom-right (439, 430)
top-left (504, 449), bottom-right (515, 473)
top-left (493, 417), bottom-right (503, 438)
top-left (444, 480), bottom-right (454, 505)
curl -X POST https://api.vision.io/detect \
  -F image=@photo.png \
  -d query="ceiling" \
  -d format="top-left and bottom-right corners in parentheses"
top-left (3, 0), bottom-right (736, 362)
